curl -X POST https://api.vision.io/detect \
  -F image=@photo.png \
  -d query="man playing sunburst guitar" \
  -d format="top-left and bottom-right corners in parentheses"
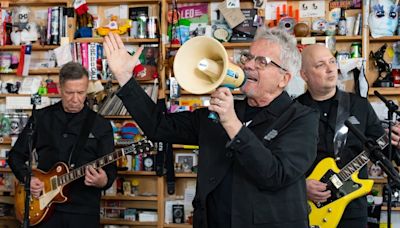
top-left (8, 62), bottom-right (117, 227)
top-left (297, 44), bottom-right (400, 228)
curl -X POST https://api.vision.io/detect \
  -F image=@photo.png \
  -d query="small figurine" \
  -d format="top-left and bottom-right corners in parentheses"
top-left (10, 6), bottom-right (39, 45)
top-left (370, 43), bottom-right (393, 87)
top-left (96, 16), bottom-right (131, 36)
top-left (37, 81), bottom-right (48, 96)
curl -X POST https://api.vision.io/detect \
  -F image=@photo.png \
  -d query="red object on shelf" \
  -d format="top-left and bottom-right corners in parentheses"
top-left (392, 69), bottom-right (400, 87)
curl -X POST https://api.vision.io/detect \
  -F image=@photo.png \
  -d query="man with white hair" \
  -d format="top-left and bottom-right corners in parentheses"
top-left (104, 28), bottom-right (319, 228)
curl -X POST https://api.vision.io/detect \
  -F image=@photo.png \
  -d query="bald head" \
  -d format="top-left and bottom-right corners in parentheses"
top-left (300, 44), bottom-right (338, 100)
top-left (301, 44), bottom-right (333, 70)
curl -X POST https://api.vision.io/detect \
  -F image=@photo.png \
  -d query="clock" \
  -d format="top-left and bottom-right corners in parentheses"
top-left (143, 156), bottom-right (154, 171)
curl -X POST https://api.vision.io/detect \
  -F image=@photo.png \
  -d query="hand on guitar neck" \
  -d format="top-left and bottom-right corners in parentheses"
top-left (306, 179), bottom-right (331, 204)
top-left (83, 166), bottom-right (108, 188)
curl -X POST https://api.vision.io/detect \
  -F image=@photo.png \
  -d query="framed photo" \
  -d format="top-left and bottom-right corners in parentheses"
top-left (175, 153), bottom-right (197, 172)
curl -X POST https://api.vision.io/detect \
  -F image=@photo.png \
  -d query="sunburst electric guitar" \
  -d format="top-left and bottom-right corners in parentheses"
top-left (14, 138), bottom-right (153, 226)
top-left (308, 134), bottom-right (389, 228)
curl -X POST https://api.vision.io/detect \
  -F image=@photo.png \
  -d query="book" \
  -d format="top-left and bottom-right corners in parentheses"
top-left (230, 9), bottom-right (257, 42)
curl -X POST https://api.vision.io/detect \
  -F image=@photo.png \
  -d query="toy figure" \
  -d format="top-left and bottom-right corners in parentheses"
top-left (37, 81), bottom-right (48, 96)
top-left (369, 0), bottom-right (399, 38)
top-left (10, 6), bottom-right (39, 45)
top-left (370, 43), bottom-right (393, 87)
top-left (96, 16), bottom-right (131, 36)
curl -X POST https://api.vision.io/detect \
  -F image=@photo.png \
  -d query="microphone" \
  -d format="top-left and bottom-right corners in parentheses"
top-left (374, 90), bottom-right (400, 115)
top-left (344, 120), bottom-right (400, 187)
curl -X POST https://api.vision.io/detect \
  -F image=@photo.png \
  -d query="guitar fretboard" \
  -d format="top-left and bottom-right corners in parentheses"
top-left (337, 134), bottom-right (389, 182)
top-left (57, 140), bottom-right (152, 186)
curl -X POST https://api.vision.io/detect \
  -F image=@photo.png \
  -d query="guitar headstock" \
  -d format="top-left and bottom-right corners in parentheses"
top-left (130, 138), bottom-right (154, 156)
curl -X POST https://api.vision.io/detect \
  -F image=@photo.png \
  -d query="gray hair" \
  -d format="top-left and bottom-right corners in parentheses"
top-left (254, 27), bottom-right (301, 78)
top-left (59, 62), bottom-right (88, 85)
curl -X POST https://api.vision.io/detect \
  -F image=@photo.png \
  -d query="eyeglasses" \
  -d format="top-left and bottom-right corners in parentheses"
top-left (239, 51), bottom-right (288, 72)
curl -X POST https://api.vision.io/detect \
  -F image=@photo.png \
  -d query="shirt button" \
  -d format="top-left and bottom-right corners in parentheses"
top-left (226, 151), bottom-right (233, 158)
top-left (63, 133), bottom-right (68, 138)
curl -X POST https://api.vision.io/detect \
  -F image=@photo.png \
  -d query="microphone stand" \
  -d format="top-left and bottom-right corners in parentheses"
top-left (22, 94), bottom-right (41, 228)
top-left (374, 90), bottom-right (400, 227)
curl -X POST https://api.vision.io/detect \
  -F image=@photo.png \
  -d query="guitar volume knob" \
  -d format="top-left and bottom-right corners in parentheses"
top-left (323, 218), bottom-right (328, 222)
top-left (328, 208), bottom-right (332, 212)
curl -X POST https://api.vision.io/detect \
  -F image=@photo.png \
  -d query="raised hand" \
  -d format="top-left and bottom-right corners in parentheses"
top-left (103, 32), bottom-right (143, 86)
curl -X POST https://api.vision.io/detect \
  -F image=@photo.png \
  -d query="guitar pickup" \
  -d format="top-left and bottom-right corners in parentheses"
top-left (330, 174), bottom-right (343, 189)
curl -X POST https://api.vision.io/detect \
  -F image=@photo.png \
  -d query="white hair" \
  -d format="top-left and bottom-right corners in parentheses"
top-left (254, 27), bottom-right (301, 78)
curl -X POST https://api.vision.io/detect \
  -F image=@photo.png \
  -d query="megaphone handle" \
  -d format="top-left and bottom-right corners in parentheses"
top-left (208, 111), bottom-right (220, 123)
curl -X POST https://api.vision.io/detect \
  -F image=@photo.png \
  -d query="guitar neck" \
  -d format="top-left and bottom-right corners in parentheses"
top-left (338, 133), bottom-right (389, 182)
top-left (57, 141), bottom-right (150, 186)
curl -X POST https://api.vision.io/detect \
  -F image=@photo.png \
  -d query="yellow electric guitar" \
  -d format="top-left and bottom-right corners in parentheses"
top-left (14, 138), bottom-right (153, 226)
top-left (308, 133), bottom-right (389, 228)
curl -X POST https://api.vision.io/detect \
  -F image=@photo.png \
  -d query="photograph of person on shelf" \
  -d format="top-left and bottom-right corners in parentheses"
top-left (297, 44), bottom-right (400, 228)
top-left (103, 28), bottom-right (319, 228)
top-left (7, 62), bottom-right (117, 228)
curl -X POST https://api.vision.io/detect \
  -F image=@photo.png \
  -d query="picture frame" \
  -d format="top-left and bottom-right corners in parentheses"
top-left (175, 153), bottom-right (197, 172)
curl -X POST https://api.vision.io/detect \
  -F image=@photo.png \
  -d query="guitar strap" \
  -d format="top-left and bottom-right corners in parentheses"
top-left (68, 109), bottom-right (98, 169)
top-left (155, 98), bottom-right (175, 194)
top-left (333, 90), bottom-right (351, 157)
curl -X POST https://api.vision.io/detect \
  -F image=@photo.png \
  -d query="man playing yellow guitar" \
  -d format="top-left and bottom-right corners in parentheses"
top-left (297, 44), bottom-right (400, 228)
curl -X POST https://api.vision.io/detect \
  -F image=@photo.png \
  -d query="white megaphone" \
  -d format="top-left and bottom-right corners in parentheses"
top-left (173, 36), bottom-right (246, 95)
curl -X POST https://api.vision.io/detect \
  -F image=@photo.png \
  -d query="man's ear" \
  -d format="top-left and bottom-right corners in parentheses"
top-left (279, 71), bottom-right (292, 88)
top-left (300, 69), bottom-right (308, 82)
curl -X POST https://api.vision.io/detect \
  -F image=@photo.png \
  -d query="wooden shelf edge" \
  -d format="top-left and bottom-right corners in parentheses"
top-left (0, 45), bottom-right (59, 51)
top-left (175, 173), bottom-right (197, 178)
top-left (74, 37), bottom-right (159, 43)
top-left (102, 195), bottom-right (157, 201)
top-left (370, 36), bottom-right (400, 42)
top-left (117, 170), bottom-right (156, 176)
top-left (368, 88), bottom-right (400, 96)
top-left (87, 0), bottom-right (160, 4)
top-left (0, 137), bottom-right (12, 145)
top-left (381, 206), bottom-right (400, 211)
top-left (0, 68), bottom-right (60, 75)
top-left (0, 168), bottom-right (12, 172)
top-left (0, 94), bottom-right (60, 98)
top-left (164, 224), bottom-right (192, 228)
top-left (7, 0), bottom-right (68, 5)
top-left (0, 216), bottom-right (17, 221)
top-left (166, 36), bottom-right (361, 49)
top-left (100, 218), bottom-right (157, 225)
